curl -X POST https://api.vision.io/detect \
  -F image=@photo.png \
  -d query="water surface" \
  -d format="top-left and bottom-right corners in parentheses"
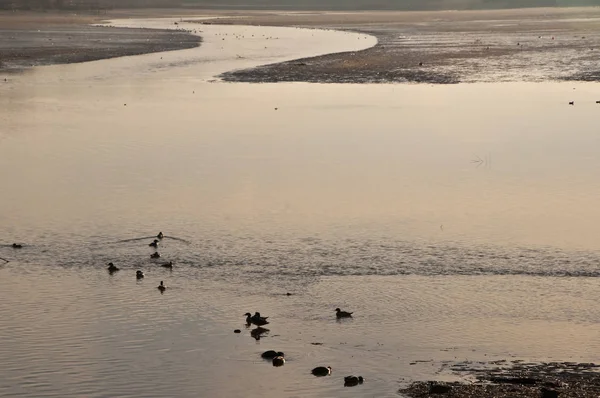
top-left (1, 17), bottom-right (600, 398)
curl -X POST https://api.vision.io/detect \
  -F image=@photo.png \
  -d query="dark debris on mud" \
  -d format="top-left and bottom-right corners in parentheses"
top-left (400, 360), bottom-right (600, 398)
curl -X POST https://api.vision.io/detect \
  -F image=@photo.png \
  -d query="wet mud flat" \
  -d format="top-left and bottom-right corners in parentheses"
top-left (213, 8), bottom-right (600, 84)
top-left (400, 360), bottom-right (600, 397)
top-left (0, 12), bottom-right (201, 72)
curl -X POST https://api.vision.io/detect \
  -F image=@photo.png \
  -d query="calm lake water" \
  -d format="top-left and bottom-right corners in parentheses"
top-left (1, 17), bottom-right (600, 398)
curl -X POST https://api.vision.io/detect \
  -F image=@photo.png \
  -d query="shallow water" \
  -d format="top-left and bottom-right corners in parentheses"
top-left (1, 16), bottom-right (600, 398)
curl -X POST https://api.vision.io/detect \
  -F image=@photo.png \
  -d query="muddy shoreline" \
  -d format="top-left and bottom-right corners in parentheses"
top-left (0, 12), bottom-right (201, 72)
top-left (211, 8), bottom-right (600, 84)
top-left (399, 360), bottom-right (600, 397)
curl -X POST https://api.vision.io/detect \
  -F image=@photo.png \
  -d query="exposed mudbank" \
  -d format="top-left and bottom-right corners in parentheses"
top-left (216, 8), bottom-right (600, 84)
top-left (0, 24), bottom-right (201, 72)
top-left (400, 360), bottom-right (600, 397)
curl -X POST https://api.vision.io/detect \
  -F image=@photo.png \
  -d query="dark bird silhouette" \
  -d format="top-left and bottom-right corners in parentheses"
top-left (335, 308), bottom-right (353, 318)
top-left (312, 366), bottom-right (332, 376)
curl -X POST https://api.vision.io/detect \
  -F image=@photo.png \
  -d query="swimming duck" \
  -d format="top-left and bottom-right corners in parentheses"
top-left (157, 232), bottom-right (164, 239)
top-left (136, 270), bottom-right (144, 279)
top-left (335, 308), bottom-right (353, 318)
top-left (151, 252), bottom-right (161, 259)
top-left (312, 366), bottom-right (332, 376)
top-left (344, 376), bottom-right (364, 387)
top-left (107, 262), bottom-right (119, 272)
top-left (157, 281), bottom-right (166, 291)
top-left (261, 350), bottom-right (284, 360)
top-left (253, 312), bottom-right (270, 325)
top-left (149, 239), bottom-right (159, 248)
top-left (161, 261), bottom-right (173, 269)
top-left (272, 356), bottom-right (285, 367)
top-left (11, 243), bottom-right (22, 248)
top-left (245, 312), bottom-right (270, 326)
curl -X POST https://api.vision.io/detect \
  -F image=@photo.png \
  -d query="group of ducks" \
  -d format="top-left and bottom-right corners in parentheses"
top-left (243, 308), bottom-right (364, 387)
top-left (106, 232), bottom-right (172, 292)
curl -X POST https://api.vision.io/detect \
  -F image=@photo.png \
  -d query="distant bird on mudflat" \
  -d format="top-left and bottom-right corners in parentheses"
top-left (335, 308), bottom-right (353, 318)
top-left (12, 243), bottom-right (22, 248)
top-left (157, 232), bottom-right (164, 239)
top-left (272, 356), bottom-right (285, 367)
top-left (149, 239), bottom-right (159, 248)
top-left (151, 252), bottom-right (161, 259)
top-left (161, 261), bottom-right (173, 269)
top-left (157, 281), bottom-right (166, 292)
top-left (569, 101), bottom-right (574, 105)
top-left (136, 270), bottom-right (144, 279)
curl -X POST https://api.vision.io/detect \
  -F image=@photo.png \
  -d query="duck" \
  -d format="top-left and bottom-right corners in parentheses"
top-left (151, 252), bottom-right (161, 259)
top-left (312, 366), bottom-right (332, 376)
top-left (344, 376), bottom-right (364, 387)
top-left (245, 312), bottom-right (269, 326)
top-left (149, 239), bottom-right (159, 248)
top-left (272, 356), bottom-right (285, 367)
top-left (161, 261), bottom-right (173, 269)
top-left (11, 243), bottom-right (22, 248)
top-left (136, 270), bottom-right (144, 279)
top-left (107, 262), bottom-right (119, 272)
top-left (261, 350), bottom-right (284, 360)
top-left (335, 308), bottom-right (353, 318)
top-left (157, 232), bottom-right (164, 239)
top-left (157, 281), bottom-right (166, 291)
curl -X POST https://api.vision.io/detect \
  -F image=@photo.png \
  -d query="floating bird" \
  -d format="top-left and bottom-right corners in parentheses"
top-left (335, 308), bottom-right (353, 318)
top-left (344, 376), bottom-right (364, 387)
top-left (569, 101), bottom-right (574, 105)
top-left (157, 281), bottom-right (166, 292)
top-left (136, 270), bottom-right (144, 279)
top-left (157, 232), bottom-right (164, 239)
top-left (261, 350), bottom-right (284, 360)
top-left (272, 356), bottom-right (285, 367)
top-left (11, 243), bottom-right (22, 248)
top-left (312, 366), bottom-right (332, 376)
top-left (151, 252), bottom-right (161, 259)
top-left (245, 312), bottom-right (269, 326)
top-left (161, 261), bottom-right (173, 269)
top-left (107, 262), bottom-right (119, 273)
top-left (149, 239), bottom-right (159, 248)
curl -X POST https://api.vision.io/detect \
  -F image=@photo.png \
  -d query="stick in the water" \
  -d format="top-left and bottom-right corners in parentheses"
top-left (0, 256), bottom-right (9, 263)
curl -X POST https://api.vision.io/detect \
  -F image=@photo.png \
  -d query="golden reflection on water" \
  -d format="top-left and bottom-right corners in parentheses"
top-left (2, 74), bottom-right (600, 248)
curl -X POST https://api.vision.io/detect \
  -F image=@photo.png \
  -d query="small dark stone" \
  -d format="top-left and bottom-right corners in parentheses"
top-left (429, 383), bottom-right (451, 394)
top-left (541, 388), bottom-right (559, 398)
top-left (233, 329), bottom-right (241, 333)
